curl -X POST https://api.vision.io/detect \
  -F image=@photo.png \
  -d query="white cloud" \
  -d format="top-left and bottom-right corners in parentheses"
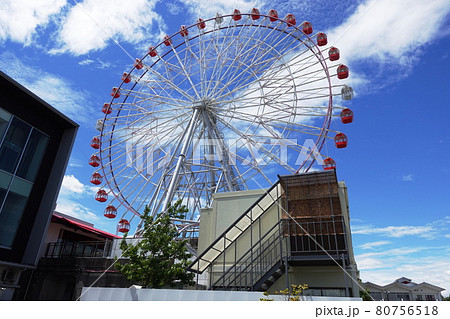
top-left (52, 0), bottom-right (166, 55)
top-left (353, 224), bottom-right (436, 238)
top-left (166, 2), bottom-right (184, 15)
top-left (78, 58), bottom-right (112, 69)
top-left (356, 243), bottom-right (450, 295)
top-left (78, 59), bottom-right (94, 66)
top-left (359, 240), bottom-right (391, 250)
top-left (60, 174), bottom-right (86, 195)
top-left (354, 217), bottom-right (450, 240)
top-left (0, 51), bottom-right (93, 124)
top-left (56, 174), bottom-right (101, 223)
top-left (356, 257), bottom-right (386, 270)
top-left (402, 174), bottom-right (414, 182)
top-left (359, 255), bottom-right (450, 296)
top-left (55, 200), bottom-right (99, 223)
top-left (328, 0), bottom-right (450, 90)
top-left (0, 0), bottom-right (66, 45)
top-left (329, 0), bottom-right (450, 61)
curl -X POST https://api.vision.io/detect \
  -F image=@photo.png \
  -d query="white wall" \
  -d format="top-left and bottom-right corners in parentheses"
top-left (79, 286), bottom-right (361, 301)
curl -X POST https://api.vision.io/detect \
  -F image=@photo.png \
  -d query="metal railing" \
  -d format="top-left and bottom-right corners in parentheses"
top-left (283, 216), bottom-right (348, 257)
top-left (211, 220), bottom-right (285, 291)
top-left (44, 241), bottom-right (112, 258)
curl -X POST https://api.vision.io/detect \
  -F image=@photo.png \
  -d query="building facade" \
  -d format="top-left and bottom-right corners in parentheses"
top-left (19, 212), bottom-right (129, 300)
top-left (0, 71), bottom-right (78, 300)
top-left (189, 170), bottom-right (360, 297)
top-left (362, 277), bottom-right (445, 301)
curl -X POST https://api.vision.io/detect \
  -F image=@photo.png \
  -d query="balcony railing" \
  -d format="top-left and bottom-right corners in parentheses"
top-left (44, 241), bottom-right (112, 258)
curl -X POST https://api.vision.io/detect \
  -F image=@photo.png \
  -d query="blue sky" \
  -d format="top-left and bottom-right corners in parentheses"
top-left (1, 0), bottom-right (449, 295)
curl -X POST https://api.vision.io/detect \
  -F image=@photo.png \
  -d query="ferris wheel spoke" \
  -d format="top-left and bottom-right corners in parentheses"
top-left (207, 40), bottom-right (287, 100)
top-left (95, 11), bottom-right (350, 234)
top-left (206, 18), bottom-right (277, 95)
top-left (203, 19), bottom-right (238, 94)
top-left (122, 87), bottom-right (190, 107)
top-left (212, 114), bottom-right (292, 176)
top-left (167, 42), bottom-right (202, 100)
top-left (130, 76), bottom-right (188, 106)
top-left (210, 46), bottom-right (314, 104)
top-left (205, 22), bottom-right (276, 97)
top-left (216, 107), bottom-right (327, 138)
top-left (142, 64), bottom-right (196, 102)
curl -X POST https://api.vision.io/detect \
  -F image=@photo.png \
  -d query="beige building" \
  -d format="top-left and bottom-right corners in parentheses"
top-left (362, 277), bottom-right (445, 301)
top-left (189, 170), bottom-right (360, 297)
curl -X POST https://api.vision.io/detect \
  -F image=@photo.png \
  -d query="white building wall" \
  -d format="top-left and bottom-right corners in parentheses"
top-left (80, 286), bottom-right (361, 301)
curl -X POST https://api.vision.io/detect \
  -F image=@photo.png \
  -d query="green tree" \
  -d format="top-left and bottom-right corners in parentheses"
top-left (360, 288), bottom-right (373, 301)
top-left (115, 200), bottom-right (195, 288)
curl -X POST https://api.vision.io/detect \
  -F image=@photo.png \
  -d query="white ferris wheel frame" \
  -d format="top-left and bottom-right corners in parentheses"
top-left (92, 10), bottom-right (352, 233)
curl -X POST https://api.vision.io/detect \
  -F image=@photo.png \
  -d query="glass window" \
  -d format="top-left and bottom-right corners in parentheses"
top-left (0, 111), bottom-right (50, 248)
top-left (0, 108), bottom-right (12, 141)
top-left (0, 179), bottom-right (30, 247)
top-left (17, 129), bottom-right (49, 182)
top-left (0, 117), bottom-right (31, 174)
top-left (390, 292), bottom-right (410, 301)
top-left (369, 292), bottom-right (382, 300)
top-left (0, 170), bottom-right (13, 206)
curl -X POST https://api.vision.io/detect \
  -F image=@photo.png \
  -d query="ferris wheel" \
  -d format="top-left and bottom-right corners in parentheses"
top-left (89, 8), bottom-right (354, 235)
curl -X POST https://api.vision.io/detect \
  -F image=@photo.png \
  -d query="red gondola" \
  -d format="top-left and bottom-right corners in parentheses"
top-left (89, 154), bottom-right (100, 167)
top-left (323, 157), bottom-right (336, 170)
top-left (251, 8), bottom-right (260, 20)
top-left (268, 9), bottom-right (278, 22)
top-left (117, 219), bottom-right (130, 233)
top-left (163, 35), bottom-right (172, 46)
top-left (134, 59), bottom-right (143, 69)
top-left (148, 46), bottom-right (157, 57)
top-left (334, 133), bottom-right (348, 148)
top-left (197, 18), bottom-right (206, 29)
top-left (317, 33), bottom-right (327, 46)
top-left (285, 14), bottom-right (296, 27)
top-left (122, 72), bottom-right (131, 83)
top-left (104, 205), bottom-right (117, 219)
top-left (340, 108), bottom-right (354, 124)
top-left (337, 65), bottom-right (349, 79)
top-left (90, 137), bottom-right (100, 149)
top-left (110, 87), bottom-right (120, 98)
top-left (95, 189), bottom-right (108, 202)
top-left (90, 172), bottom-right (102, 185)
top-left (180, 25), bottom-right (188, 37)
top-left (102, 103), bottom-right (111, 114)
top-left (232, 9), bottom-right (242, 21)
top-left (329, 47), bottom-right (340, 61)
top-left (302, 21), bottom-right (313, 34)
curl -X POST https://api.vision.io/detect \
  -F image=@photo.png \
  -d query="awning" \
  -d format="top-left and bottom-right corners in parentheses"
top-left (52, 213), bottom-right (120, 239)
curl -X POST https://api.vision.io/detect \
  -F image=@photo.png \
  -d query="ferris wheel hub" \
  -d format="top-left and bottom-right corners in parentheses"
top-left (193, 99), bottom-right (215, 111)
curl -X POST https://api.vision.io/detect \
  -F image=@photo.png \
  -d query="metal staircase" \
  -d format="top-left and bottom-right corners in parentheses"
top-left (188, 181), bottom-right (283, 276)
top-left (211, 220), bottom-right (286, 291)
top-left (188, 170), bottom-right (351, 292)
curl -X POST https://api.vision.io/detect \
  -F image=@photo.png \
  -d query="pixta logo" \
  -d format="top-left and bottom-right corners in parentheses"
top-left (126, 138), bottom-right (325, 174)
